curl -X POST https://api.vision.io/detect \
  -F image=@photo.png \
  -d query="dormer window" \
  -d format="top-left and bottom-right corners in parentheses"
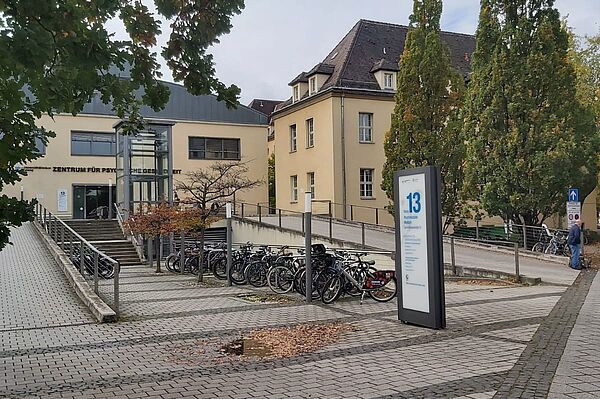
top-left (309, 76), bottom-right (317, 95)
top-left (383, 73), bottom-right (394, 89)
top-left (293, 85), bottom-right (300, 102)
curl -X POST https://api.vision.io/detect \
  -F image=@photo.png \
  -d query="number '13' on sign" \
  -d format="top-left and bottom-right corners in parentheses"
top-left (406, 192), bottom-right (422, 213)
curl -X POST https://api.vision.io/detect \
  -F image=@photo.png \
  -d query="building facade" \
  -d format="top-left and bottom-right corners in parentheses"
top-left (272, 20), bottom-right (475, 222)
top-left (4, 81), bottom-right (269, 218)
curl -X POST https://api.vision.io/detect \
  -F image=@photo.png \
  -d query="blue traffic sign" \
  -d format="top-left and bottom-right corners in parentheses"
top-left (568, 188), bottom-right (579, 202)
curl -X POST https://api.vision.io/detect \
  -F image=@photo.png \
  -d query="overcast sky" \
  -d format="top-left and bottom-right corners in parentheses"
top-left (109, 1), bottom-right (600, 105)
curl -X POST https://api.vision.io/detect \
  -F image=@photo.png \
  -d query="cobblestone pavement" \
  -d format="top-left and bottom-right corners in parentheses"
top-left (0, 224), bottom-right (596, 398)
top-left (548, 270), bottom-right (600, 399)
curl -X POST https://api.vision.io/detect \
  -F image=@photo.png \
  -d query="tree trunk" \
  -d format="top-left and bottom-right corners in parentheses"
top-left (197, 228), bottom-right (206, 283)
top-left (155, 237), bottom-right (161, 273)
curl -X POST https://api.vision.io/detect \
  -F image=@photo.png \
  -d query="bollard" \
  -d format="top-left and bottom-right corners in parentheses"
top-left (350, 205), bottom-right (354, 221)
top-left (514, 243), bottom-right (520, 283)
top-left (361, 222), bottom-right (366, 248)
top-left (278, 209), bottom-right (282, 228)
top-left (375, 208), bottom-right (379, 225)
top-left (258, 204), bottom-right (262, 223)
top-left (180, 232), bottom-right (185, 275)
top-left (94, 252), bottom-right (99, 294)
top-left (329, 216), bottom-right (333, 239)
top-left (451, 237), bottom-right (456, 275)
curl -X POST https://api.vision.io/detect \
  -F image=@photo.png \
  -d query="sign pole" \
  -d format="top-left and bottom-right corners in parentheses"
top-left (226, 203), bottom-right (232, 287)
top-left (394, 166), bottom-right (445, 329)
top-left (108, 178), bottom-right (113, 219)
top-left (304, 193), bottom-right (312, 303)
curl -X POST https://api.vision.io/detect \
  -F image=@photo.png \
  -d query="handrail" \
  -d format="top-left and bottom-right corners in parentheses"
top-left (35, 203), bottom-right (120, 315)
top-left (114, 203), bottom-right (146, 262)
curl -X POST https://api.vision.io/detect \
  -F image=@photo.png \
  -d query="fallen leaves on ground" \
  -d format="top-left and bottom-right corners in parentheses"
top-left (450, 278), bottom-right (515, 286)
top-left (236, 293), bottom-right (298, 304)
top-left (245, 322), bottom-right (358, 358)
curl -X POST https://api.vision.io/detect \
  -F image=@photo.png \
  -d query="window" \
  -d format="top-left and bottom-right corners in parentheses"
top-left (71, 131), bottom-right (116, 156)
top-left (360, 168), bottom-right (374, 198)
top-left (290, 124), bottom-right (297, 152)
top-left (309, 76), bottom-right (317, 95)
top-left (306, 118), bottom-right (314, 148)
top-left (293, 85), bottom-right (300, 102)
top-left (383, 73), bottom-right (394, 89)
top-left (359, 113), bottom-right (373, 143)
top-left (34, 135), bottom-right (46, 155)
top-left (188, 137), bottom-right (240, 160)
top-left (307, 172), bottom-right (315, 198)
top-left (290, 175), bottom-right (298, 202)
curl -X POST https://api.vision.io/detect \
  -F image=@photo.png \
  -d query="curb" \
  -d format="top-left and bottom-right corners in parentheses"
top-left (444, 264), bottom-right (541, 286)
top-left (33, 222), bottom-right (117, 323)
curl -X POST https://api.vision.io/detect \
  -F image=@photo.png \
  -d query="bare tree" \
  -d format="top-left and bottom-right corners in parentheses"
top-left (176, 161), bottom-right (262, 282)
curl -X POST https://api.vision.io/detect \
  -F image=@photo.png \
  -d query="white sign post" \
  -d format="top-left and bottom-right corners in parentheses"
top-left (394, 166), bottom-right (445, 329)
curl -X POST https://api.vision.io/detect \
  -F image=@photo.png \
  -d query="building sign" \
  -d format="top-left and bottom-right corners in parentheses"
top-left (397, 172), bottom-right (430, 313)
top-left (394, 166), bottom-right (445, 330)
top-left (50, 166), bottom-right (181, 174)
top-left (57, 189), bottom-right (68, 212)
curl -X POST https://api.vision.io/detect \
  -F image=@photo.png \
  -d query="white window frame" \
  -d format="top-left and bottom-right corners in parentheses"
top-left (383, 72), bottom-right (394, 89)
top-left (309, 76), bottom-right (317, 95)
top-left (290, 124), bottom-right (297, 152)
top-left (293, 85), bottom-right (300, 102)
top-left (306, 118), bottom-right (314, 148)
top-left (290, 175), bottom-right (298, 202)
top-left (359, 168), bottom-right (374, 199)
top-left (307, 172), bottom-right (315, 198)
top-left (359, 113), bottom-right (373, 143)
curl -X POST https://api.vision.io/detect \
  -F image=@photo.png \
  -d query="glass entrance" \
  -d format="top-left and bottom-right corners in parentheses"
top-left (73, 185), bottom-right (117, 219)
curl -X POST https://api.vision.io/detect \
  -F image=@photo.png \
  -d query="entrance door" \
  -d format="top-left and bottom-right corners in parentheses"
top-left (73, 185), bottom-right (117, 219)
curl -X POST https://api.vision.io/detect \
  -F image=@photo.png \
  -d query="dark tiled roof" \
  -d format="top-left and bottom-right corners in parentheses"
top-left (282, 19), bottom-right (475, 104)
top-left (80, 81), bottom-right (268, 125)
top-left (371, 59), bottom-right (400, 72)
top-left (289, 72), bottom-right (309, 85)
top-left (247, 99), bottom-right (284, 117)
top-left (306, 63), bottom-right (335, 76)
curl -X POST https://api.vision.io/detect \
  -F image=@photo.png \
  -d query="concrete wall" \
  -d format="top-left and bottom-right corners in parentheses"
top-left (231, 218), bottom-right (395, 269)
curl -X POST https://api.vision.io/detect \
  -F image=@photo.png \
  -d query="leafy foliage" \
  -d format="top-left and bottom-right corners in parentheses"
top-left (0, 0), bottom-right (244, 249)
top-left (381, 0), bottom-right (466, 230)
top-left (268, 153), bottom-right (275, 210)
top-left (176, 161), bottom-right (261, 281)
top-left (463, 0), bottom-right (600, 226)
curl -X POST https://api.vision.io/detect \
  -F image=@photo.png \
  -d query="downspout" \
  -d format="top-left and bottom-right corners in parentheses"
top-left (340, 92), bottom-right (347, 219)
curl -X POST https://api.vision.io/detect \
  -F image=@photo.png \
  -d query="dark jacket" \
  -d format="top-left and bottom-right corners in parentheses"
top-left (567, 224), bottom-right (581, 245)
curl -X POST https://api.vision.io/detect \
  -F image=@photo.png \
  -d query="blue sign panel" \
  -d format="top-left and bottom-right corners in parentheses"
top-left (568, 188), bottom-right (579, 202)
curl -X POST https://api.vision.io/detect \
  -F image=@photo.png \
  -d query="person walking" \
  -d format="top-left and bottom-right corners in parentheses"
top-left (567, 219), bottom-right (582, 270)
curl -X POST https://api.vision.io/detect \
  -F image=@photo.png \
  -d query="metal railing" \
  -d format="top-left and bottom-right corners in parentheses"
top-left (114, 203), bottom-right (146, 262)
top-left (34, 203), bottom-right (120, 316)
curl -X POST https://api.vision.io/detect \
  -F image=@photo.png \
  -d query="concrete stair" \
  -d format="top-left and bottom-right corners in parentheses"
top-left (64, 220), bottom-right (142, 266)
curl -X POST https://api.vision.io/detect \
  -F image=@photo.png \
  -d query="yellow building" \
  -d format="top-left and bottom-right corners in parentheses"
top-left (4, 81), bottom-right (269, 218)
top-left (272, 20), bottom-right (475, 222)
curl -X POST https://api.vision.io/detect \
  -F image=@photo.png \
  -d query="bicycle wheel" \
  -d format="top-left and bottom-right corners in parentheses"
top-left (229, 259), bottom-right (247, 285)
top-left (531, 242), bottom-right (545, 253)
top-left (246, 261), bottom-right (268, 287)
top-left (544, 243), bottom-right (557, 255)
top-left (267, 265), bottom-right (295, 294)
top-left (321, 275), bottom-right (343, 304)
top-left (368, 276), bottom-right (397, 302)
top-left (212, 257), bottom-right (227, 280)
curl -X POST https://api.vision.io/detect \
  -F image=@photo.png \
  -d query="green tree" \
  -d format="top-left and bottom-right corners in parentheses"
top-left (382, 0), bottom-right (466, 231)
top-left (268, 153), bottom-right (275, 211)
top-left (463, 0), bottom-right (599, 226)
top-left (0, 0), bottom-right (244, 249)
